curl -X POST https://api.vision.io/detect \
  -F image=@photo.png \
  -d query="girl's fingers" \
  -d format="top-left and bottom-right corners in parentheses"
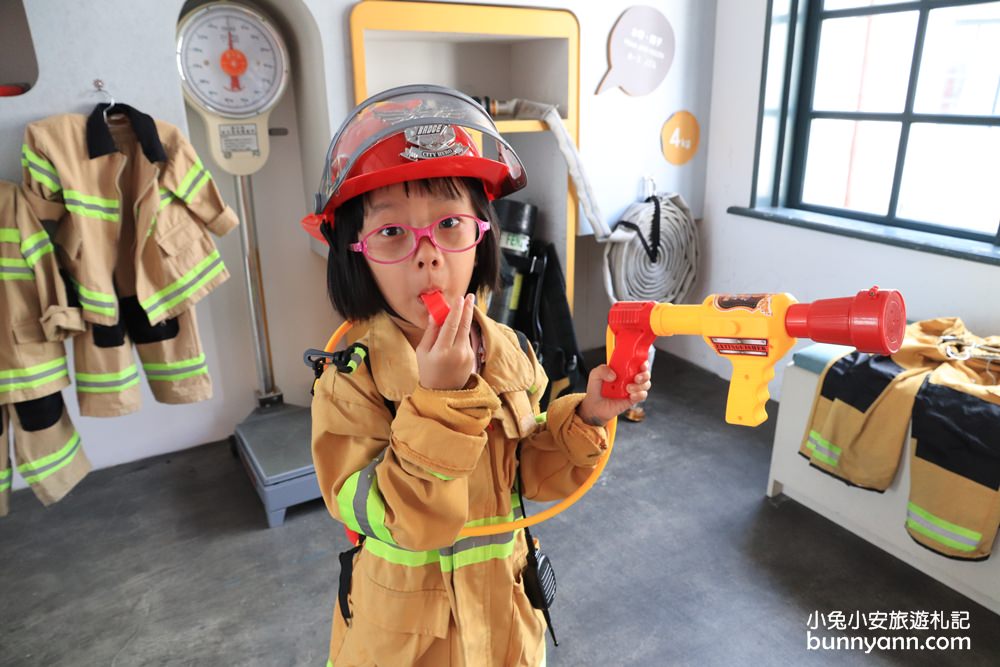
top-left (417, 312), bottom-right (440, 353)
top-left (457, 294), bottom-right (475, 341)
top-left (437, 294), bottom-right (466, 348)
top-left (586, 364), bottom-right (615, 396)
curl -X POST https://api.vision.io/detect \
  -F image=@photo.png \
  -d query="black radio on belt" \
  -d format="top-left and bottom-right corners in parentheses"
top-left (516, 445), bottom-right (559, 646)
top-left (522, 530), bottom-right (557, 611)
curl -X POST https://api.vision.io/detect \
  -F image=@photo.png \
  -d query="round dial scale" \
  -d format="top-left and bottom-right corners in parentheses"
top-left (177, 2), bottom-right (288, 118)
top-left (177, 2), bottom-right (290, 174)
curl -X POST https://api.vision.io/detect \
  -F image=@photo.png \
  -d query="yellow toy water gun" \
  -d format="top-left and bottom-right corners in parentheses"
top-left (321, 287), bottom-right (906, 537)
top-left (603, 287), bottom-right (906, 426)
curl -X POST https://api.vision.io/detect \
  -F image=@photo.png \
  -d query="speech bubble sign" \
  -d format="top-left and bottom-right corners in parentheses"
top-left (597, 6), bottom-right (676, 96)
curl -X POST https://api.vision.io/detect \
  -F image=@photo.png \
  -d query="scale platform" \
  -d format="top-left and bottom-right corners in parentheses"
top-left (232, 402), bottom-right (320, 527)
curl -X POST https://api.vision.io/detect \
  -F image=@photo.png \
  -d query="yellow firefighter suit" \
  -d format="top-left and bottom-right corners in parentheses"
top-left (20, 105), bottom-right (238, 416)
top-left (801, 318), bottom-right (1000, 559)
top-left (312, 309), bottom-right (608, 666)
top-left (1, 180), bottom-right (89, 516)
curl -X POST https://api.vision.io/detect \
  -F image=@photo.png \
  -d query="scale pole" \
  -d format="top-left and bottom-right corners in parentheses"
top-left (234, 174), bottom-right (282, 405)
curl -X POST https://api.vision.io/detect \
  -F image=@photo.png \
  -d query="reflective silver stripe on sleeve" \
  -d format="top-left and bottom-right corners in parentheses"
top-left (62, 197), bottom-right (119, 218)
top-left (140, 255), bottom-right (224, 315)
top-left (352, 451), bottom-right (385, 539)
top-left (177, 164), bottom-right (208, 203)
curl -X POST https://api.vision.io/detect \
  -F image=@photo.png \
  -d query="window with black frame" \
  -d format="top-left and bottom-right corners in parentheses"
top-left (740, 0), bottom-right (1000, 260)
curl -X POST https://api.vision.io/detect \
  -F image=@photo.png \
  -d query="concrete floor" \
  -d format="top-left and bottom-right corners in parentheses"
top-left (2, 351), bottom-right (999, 666)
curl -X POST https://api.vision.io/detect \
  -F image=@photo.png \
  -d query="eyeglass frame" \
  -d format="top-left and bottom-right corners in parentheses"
top-left (349, 214), bottom-right (492, 264)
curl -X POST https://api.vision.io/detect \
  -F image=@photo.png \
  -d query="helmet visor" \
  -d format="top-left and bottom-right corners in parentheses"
top-left (317, 85), bottom-right (525, 212)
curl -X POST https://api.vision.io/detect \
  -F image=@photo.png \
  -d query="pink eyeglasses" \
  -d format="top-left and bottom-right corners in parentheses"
top-left (350, 214), bottom-right (492, 264)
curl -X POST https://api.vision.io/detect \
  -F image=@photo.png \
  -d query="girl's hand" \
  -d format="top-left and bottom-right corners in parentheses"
top-left (416, 293), bottom-right (477, 390)
top-left (576, 362), bottom-right (651, 427)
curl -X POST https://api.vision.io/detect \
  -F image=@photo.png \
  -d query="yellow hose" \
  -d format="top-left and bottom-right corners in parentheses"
top-left (324, 322), bottom-right (618, 537)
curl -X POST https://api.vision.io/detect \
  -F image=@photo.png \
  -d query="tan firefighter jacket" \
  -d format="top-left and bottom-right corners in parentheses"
top-left (312, 309), bottom-right (608, 666)
top-left (1, 180), bottom-right (84, 404)
top-left (20, 105), bottom-right (238, 327)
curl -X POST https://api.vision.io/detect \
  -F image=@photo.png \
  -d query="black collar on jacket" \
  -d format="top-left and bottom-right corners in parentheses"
top-left (87, 103), bottom-right (168, 164)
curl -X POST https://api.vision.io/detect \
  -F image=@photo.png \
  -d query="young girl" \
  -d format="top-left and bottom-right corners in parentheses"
top-left (302, 85), bottom-right (651, 667)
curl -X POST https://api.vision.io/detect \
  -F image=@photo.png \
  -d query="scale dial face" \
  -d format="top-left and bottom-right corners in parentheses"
top-left (177, 3), bottom-right (289, 119)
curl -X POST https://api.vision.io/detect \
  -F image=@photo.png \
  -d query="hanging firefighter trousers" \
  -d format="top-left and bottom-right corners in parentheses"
top-left (74, 298), bottom-right (211, 417)
top-left (0, 395), bottom-right (89, 517)
top-left (801, 318), bottom-right (1000, 560)
top-left (1, 179), bottom-right (89, 515)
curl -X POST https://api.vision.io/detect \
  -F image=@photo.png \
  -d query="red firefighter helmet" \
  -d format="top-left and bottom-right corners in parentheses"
top-left (301, 84), bottom-right (527, 243)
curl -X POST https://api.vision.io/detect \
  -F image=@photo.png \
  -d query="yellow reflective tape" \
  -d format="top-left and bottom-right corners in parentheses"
top-left (141, 251), bottom-right (226, 321)
top-left (0, 357), bottom-right (66, 380)
top-left (142, 354), bottom-right (206, 372)
top-left (19, 432), bottom-right (82, 486)
top-left (364, 537), bottom-right (440, 567)
top-left (21, 145), bottom-right (61, 193)
top-left (439, 538), bottom-right (516, 572)
top-left (76, 366), bottom-right (138, 382)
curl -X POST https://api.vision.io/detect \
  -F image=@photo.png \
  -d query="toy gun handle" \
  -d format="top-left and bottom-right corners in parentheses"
top-left (602, 302), bottom-right (657, 399)
top-left (726, 357), bottom-right (779, 426)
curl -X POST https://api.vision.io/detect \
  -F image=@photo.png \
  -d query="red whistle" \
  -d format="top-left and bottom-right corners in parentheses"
top-left (420, 290), bottom-right (450, 326)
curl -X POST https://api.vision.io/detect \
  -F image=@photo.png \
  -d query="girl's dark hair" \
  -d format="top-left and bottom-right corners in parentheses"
top-left (322, 176), bottom-right (501, 322)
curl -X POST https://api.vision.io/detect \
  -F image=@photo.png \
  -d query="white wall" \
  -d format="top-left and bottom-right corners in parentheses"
top-left (547, 0), bottom-right (716, 351)
top-left (663, 0), bottom-right (1000, 405)
top-left (3, 0), bottom-right (715, 488)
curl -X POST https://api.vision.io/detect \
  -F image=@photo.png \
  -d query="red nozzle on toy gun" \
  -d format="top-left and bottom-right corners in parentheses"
top-left (420, 290), bottom-right (450, 326)
top-left (785, 286), bottom-right (906, 354)
top-left (602, 302), bottom-right (657, 400)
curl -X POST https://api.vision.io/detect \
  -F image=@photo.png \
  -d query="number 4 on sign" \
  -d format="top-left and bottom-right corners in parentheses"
top-left (661, 110), bottom-right (700, 166)
top-left (669, 127), bottom-right (691, 149)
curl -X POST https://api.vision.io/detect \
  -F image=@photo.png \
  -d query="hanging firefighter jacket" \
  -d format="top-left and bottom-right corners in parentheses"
top-left (801, 318), bottom-right (1000, 560)
top-left (20, 105), bottom-right (238, 416)
top-left (0, 180), bottom-right (89, 516)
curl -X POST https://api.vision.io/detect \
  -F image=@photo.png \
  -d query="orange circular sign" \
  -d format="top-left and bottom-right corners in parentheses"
top-left (661, 111), bottom-right (700, 165)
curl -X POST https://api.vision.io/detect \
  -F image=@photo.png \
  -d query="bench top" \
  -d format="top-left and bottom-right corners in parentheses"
top-left (792, 343), bottom-right (855, 375)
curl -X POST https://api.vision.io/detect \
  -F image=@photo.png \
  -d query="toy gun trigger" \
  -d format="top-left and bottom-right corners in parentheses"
top-left (602, 302), bottom-right (658, 400)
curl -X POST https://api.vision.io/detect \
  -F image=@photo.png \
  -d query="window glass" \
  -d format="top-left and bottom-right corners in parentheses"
top-left (802, 119), bottom-right (901, 215)
top-left (824, 0), bottom-right (908, 10)
top-left (914, 2), bottom-right (1000, 116)
top-left (897, 124), bottom-right (1000, 234)
top-left (813, 11), bottom-right (918, 112)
